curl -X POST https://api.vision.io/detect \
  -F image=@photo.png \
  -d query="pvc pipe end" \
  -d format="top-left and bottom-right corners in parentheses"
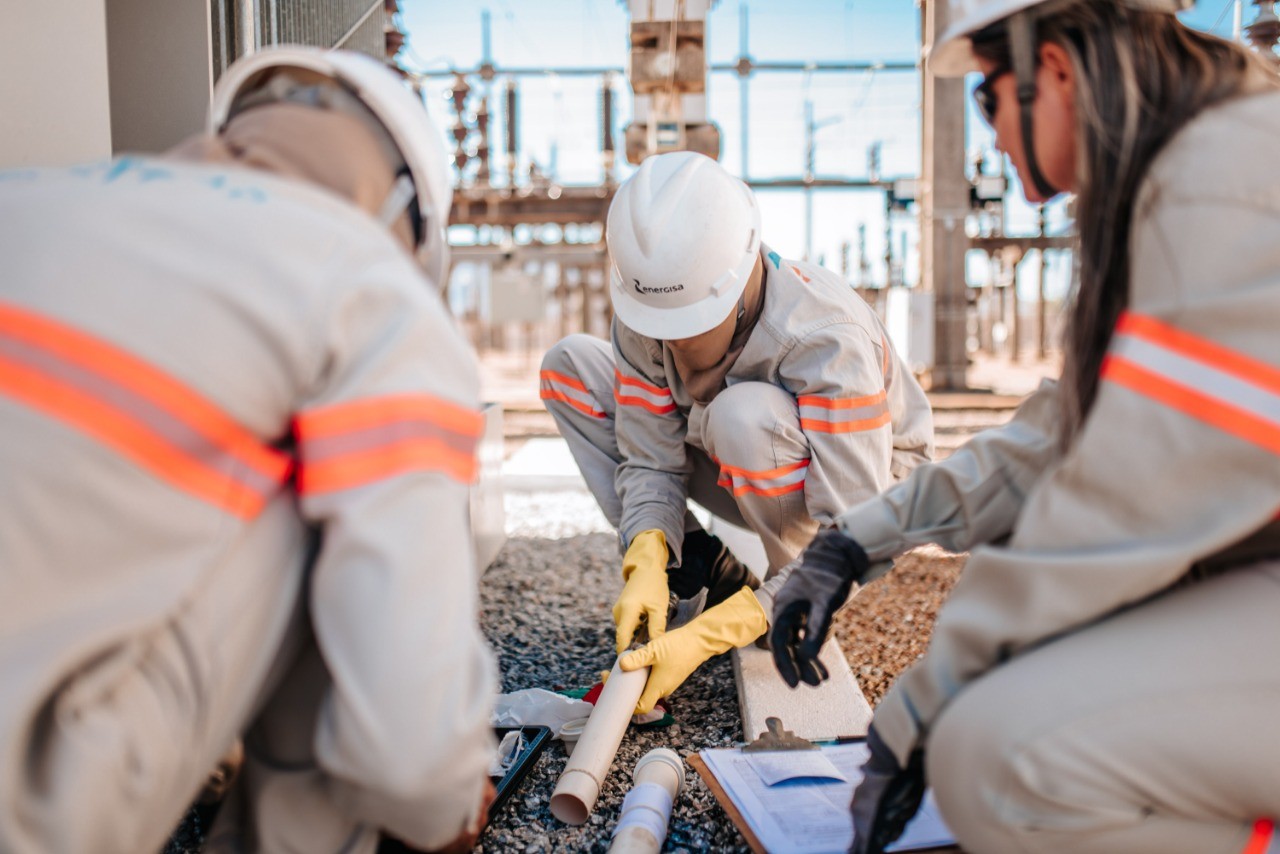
top-left (633, 748), bottom-right (685, 798)
top-left (550, 768), bottom-right (598, 825)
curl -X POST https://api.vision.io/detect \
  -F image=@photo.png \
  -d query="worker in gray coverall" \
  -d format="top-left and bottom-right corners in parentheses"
top-left (769, 2), bottom-right (1280, 853)
top-left (0, 48), bottom-right (497, 854)
top-left (541, 151), bottom-right (933, 713)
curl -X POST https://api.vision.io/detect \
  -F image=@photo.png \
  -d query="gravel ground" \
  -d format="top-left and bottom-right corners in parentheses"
top-left (166, 418), bottom-right (991, 853)
top-left (474, 494), bottom-right (968, 852)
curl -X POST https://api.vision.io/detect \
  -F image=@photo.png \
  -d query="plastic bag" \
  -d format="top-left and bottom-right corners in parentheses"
top-left (491, 688), bottom-right (592, 738)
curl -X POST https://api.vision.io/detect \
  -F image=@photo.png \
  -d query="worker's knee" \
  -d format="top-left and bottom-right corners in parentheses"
top-left (928, 692), bottom-right (1030, 854)
top-left (540, 333), bottom-right (610, 379)
top-left (929, 677), bottom-right (1087, 854)
top-left (703, 382), bottom-right (804, 453)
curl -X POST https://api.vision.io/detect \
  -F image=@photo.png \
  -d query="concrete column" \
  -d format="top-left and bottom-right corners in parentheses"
top-left (0, 4), bottom-right (112, 167)
top-left (919, 0), bottom-right (970, 390)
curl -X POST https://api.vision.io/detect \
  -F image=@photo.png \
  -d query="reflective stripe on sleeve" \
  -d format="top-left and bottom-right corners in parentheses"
top-left (797, 390), bottom-right (891, 434)
top-left (1243, 818), bottom-right (1275, 854)
top-left (714, 457), bottom-right (810, 497)
top-left (614, 369), bottom-right (676, 415)
top-left (1104, 312), bottom-right (1280, 456)
top-left (540, 369), bottom-right (606, 419)
top-left (0, 301), bottom-right (292, 519)
top-left (295, 393), bottom-right (483, 494)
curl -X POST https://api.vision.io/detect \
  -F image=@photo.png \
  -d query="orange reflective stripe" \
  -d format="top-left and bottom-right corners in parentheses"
top-left (299, 393), bottom-right (481, 441)
top-left (797, 390), bottom-right (887, 411)
top-left (540, 369), bottom-right (606, 418)
top-left (1119, 313), bottom-right (1280, 396)
top-left (613, 369), bottom-right (677, 415)
top-left (1103, 356), bottom-right (1280, 456)
top-left (1110, 312), bottom-right (1280, 453)
top-left (1243, 819), bottom-right (1274, 854)
top-left (0, 304), bottom-right (290, 519)
top-left (800, 411), bottom-right (892, 434)
top-left (541, 388), bottom-right (606, 419)
top-left (540, 369), bottom-right (590, 395)
top-left (713, 455), bottom-right (809, 498)
top-left (798, 389), bottom-right (891, 434)
top-left (713, 457), bottom-right (809, 480)
top-left (614, 369), bottom-right (670, 398)
top-left (614, 393), bottom-right (678, 416)
top-left (715, 476), bottom-right (806, 498)
top-left (295, 393), bottom-right (483, 494)
top-left (0, 302), bottom-right (284, 480)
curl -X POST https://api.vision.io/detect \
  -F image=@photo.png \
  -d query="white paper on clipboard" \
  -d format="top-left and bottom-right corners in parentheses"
top-left (700, 742), bottom-right (955, 854)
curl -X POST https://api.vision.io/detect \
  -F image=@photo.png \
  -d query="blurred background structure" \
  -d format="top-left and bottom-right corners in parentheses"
top-left (1, 0), bottom-right (1276, 390)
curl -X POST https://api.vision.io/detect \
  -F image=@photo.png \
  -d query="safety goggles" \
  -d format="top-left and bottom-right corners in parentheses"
top-left (973, 64), bottom-right (1012, 126)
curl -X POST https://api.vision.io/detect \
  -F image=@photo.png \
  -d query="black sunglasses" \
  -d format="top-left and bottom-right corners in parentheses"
top-left (973, 65), bottom-right (1012, 126)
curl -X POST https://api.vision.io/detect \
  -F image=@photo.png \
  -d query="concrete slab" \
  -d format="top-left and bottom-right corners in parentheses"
top-left (734, 638), bottom-right (873, 743)
top-left (703, 517), bottom-right (874, 742)
top-left (501, 437), bottom-right (590, 492)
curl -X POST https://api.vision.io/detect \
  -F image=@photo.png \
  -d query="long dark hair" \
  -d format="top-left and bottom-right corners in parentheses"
top-left (973, 1), bottom-right (1275, 443)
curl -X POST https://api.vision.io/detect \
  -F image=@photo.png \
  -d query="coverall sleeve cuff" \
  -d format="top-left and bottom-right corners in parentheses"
top-left (621, 517), bottom-right (684, 564)
top-left (872, 685), bottom-right (923, 766)
top-left (836, 497), bottom-right (905, 562)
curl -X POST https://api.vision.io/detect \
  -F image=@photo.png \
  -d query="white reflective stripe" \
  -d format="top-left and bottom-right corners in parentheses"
top-left (719, 463), bottom-right (809, 492)
top-left (1111, 333), bottom-right (1280, 427)
top-left (798, 399), bottom-right (889, 424)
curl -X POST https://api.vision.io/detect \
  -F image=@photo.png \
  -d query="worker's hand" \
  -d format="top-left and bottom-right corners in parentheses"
top-left (416, 777), bottom-right (496, 854)
top-left (620, 586), bottom-right (767, 713)
top-left (613, 529), bottom-right (671, 653)
top-left (851, 726), bottom-right (926, 854)
top-left (770, 527), bottom-right (869, 688)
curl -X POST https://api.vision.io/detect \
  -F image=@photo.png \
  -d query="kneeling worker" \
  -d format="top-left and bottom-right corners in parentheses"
top-left (541, 151), bottom-right (933, 712)
top-left (0, 48), bottom-right (496, 853)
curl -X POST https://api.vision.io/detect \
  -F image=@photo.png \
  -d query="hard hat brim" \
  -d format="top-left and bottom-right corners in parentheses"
top-left (608, 250), bottom-right (757, 342)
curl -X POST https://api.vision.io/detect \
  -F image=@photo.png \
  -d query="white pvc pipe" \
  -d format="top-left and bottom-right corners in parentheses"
top-left (608, 748), bottom-right (685, 854)
top-left (550, 658), bottom-right (648, 824)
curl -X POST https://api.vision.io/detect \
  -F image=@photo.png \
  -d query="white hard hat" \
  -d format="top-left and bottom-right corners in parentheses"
top-left (209, 46), bottom-right (454, 289)
top-left (929, 0), bottom-right (1194, 76)
top-left (606, 152), bottom-right (761, 341)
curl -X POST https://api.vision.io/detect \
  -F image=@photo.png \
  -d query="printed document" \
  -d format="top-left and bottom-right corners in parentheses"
top-left (701, 742), bottom-right (955, 853)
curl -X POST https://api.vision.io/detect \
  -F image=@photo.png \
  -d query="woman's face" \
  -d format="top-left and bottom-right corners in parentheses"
top-left (976, 44), bottom-right (1078, 202)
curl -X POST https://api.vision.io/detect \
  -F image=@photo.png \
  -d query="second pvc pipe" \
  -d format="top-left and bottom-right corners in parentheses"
top-left (608, 748), bottom-right (685, 853)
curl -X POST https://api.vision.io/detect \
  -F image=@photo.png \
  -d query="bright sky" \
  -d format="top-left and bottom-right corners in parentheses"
top-left (400, 0), bottom-right (1251, 299)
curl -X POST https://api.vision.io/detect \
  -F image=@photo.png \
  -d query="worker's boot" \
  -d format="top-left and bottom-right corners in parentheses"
top-left (667, 529), bottom-right (759, 628)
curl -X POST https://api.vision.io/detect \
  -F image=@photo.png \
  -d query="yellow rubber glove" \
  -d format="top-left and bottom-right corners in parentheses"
top-left (613, 529), bottom-right (670, 654)
top-left (619, 585), bottom-right (768, 714)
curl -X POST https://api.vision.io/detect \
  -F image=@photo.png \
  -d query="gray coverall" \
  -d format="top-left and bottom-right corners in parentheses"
top-left (836, 89), bottom-right (1280, 854)
top-left (0, 158), bottom-right (497, 854)
top-left (542, 245), bottom-right (934, 574)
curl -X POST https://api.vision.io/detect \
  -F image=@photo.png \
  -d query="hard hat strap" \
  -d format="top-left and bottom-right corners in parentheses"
top-left (378, 172), bottom-right (420, 244)
top-left (1008, 10), bottom-right (1061, 200)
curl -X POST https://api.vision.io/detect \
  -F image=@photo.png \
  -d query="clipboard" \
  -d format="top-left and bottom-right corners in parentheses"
top-left (689, 752), bottom-right (770, 854)
top-left (689, 719), bottom-right (961, 854)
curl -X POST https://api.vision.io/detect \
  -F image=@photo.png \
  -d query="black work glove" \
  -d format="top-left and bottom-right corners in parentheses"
top-left (851, 726), bottom-right (927, 854)
top-left (769, 527), bottom-right (869, 687)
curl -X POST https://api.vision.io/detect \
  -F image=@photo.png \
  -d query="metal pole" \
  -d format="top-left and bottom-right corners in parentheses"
top-left (506, 79), bottom-right (519, 188)
top-left (1036, 206), bottom-right (1049, 360)
top-left (739, 3), bottom-right (750, 177)
top-left (237, 0), bottom-right (259, 57)
top-left (920, 0), bottom-right (970, 389)
top-left (804, 99), bottom-right (814, 262)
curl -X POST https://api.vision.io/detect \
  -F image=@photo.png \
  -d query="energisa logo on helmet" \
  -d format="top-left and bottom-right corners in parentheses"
top-left (633, 279), bottom-right (685, 295)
